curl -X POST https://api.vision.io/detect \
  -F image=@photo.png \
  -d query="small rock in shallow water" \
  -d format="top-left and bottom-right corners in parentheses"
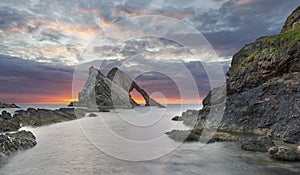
top-left (166, 129), bottom-right (238, 143)
top-left (268, 146), bottom-right (278, 154)
top-left (208, 132), bottom-right (238, 143)
top-left (98, 109), bottom-right (110, 112)
top-left (88, 113), bottom-right (97, 117)
top-left (241, 136), bottom-right (275, 152)
top-left (166, 130), bottom-right (199, 142)
top-left (171, 116), bottom-right (183, 121)
top-left (269, 146), bottom-right (300, 162)
top-left (1, 111), bottom-right (11, 119)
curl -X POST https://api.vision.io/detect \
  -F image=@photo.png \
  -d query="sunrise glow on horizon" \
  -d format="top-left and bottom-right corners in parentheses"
top-left (3, 95), bottom-right (203, 105)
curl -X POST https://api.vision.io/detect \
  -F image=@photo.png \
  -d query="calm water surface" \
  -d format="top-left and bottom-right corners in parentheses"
top-left (0, 104), bottom-right (299, 175)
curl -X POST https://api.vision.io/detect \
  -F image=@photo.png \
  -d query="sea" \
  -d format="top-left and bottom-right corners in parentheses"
top-left (0, 104), bottom-right (299, 175)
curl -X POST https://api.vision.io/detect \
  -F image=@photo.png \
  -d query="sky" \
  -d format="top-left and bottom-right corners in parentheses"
top-left (0, 0), bottom-right (299, 104)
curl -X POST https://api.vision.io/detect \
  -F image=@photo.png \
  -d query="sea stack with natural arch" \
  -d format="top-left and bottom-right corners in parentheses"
top-left (74, 66), bottom-right (165, 109)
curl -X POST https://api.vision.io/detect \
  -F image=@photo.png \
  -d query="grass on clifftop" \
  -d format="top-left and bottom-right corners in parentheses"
top-left (262, 24), bottom-right (300, 48)
top-left (279, 24), bottom-right (300, 47)
top-left (233, 24), bottom-right (300, 71)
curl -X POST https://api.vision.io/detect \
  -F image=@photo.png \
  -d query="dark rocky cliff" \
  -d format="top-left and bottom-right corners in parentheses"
top-left (173, 6), bottom-right (300, 144)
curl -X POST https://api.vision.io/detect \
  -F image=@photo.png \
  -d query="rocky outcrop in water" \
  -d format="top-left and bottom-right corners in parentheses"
top-left (168, 6), bottom-right (300, 146)
top-left (0, 108), bottom-right (87, 131)
top-left (13, 108), bottom-right (84, 126)
top-left (0, 102), bottom-right (19, 108)
top-left (166, 129), bottom-right (238, 143)
top-left (0, 130), bottom-right (36, 160)
top-left (171, 116), bottom-right (183, 121)
top-left (68, 101), bottom-right (78, 107)
top-left (78, 66), bottom-right (164, 109)
top-left (0, 111), bottom-right (20, 132)
top-left (269, 146), bottom-right (300, 161)
top-left (0, 107), bottom-right (91, 160)
top-left (241, 136), bottom-right (275, 152)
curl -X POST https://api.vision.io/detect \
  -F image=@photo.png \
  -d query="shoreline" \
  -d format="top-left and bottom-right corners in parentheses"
top-left (1, 104), bottom-right (299, 163)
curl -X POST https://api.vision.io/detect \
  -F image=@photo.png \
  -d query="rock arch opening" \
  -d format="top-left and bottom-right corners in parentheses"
top-left (130, 88), bottom-right (146, 105)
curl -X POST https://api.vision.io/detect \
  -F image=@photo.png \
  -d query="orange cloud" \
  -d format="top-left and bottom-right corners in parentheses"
top-left (99, 18), bottom-right (113, 27)
top-left (5, 19), bottom-right (101, 40)
top-left (37, 19), bottom-right (101, 40)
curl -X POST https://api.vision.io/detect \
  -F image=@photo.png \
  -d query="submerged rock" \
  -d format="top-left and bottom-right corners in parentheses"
top-left (241, 136), bottom-right (275, 152)
top-left (166, 130), bottom-right (199, 142)
top-left (88, 113), bottom-right (97, 117)
top-left (166, 129), bottom-right (237, 143)
top-left (98, 109), bottom-right (110, 112)
top-left (0, 130), bottom-right (36, 160)
top-left (269, 146), bottom-right (300, 162)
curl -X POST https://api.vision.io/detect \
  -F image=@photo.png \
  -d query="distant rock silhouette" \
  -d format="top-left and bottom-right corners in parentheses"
top-left (0, 102), bottom-right (19, 108)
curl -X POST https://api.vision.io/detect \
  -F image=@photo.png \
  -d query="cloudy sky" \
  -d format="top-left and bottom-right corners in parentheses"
top-left (0, 0), bottom-right (299, 104)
